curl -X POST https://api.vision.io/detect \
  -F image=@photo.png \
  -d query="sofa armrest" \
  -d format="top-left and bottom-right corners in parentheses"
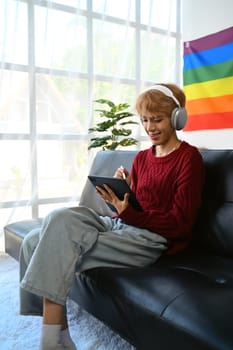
top-left (4, 219), bottom-right (43, 260)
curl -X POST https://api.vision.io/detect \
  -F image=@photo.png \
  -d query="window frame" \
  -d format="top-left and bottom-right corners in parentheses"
top-left (0, 0), bottom-right (182, 220)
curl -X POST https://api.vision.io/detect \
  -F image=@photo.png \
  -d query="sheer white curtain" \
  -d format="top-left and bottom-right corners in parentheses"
top-left (0, 0), bottom-right (181, 250)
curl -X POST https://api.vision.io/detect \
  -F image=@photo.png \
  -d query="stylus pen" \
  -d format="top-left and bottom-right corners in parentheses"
top-left (120, 165), bottom-right (126, 180)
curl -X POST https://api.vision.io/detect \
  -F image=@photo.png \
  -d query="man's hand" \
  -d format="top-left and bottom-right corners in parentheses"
top-left (96, 184), bottom-right (130, 214)
top-left (114, 166), bottom-right (131, 186)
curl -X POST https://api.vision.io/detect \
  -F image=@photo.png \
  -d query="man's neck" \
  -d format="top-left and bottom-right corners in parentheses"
top-left (155, 139), bottom-right (181, 157)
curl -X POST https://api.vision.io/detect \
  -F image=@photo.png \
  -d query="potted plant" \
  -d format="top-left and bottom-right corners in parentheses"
top-left (88, 99), bottom-right (138, 151)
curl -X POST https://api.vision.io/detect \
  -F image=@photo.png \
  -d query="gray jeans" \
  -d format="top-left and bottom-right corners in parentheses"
top-left (20, 206), bottom-right (167, 315)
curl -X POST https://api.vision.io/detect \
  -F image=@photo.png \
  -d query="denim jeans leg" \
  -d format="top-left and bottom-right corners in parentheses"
top-left (19, 228), bottom-right (43, 315)
top-left (20, 206), bottom-right (106, 305)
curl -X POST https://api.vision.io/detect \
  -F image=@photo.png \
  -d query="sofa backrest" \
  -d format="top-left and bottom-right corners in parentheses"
top-left (192, 149), bottom-right (233, 258)
top-left (80, 149), bottom-right (233, 258)
top-left (79, 150), bottom-right (138, 216)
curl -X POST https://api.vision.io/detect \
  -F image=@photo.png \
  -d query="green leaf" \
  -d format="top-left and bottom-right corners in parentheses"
top-left (120, 120), bottom-right (139, 126)
top-left (94, 110), bottom-right (115, 118)
top-left (106, 141), bottom-right (119, 150)
top-left (119, 138), bottom-right (138, 147)
top-left (94, 99), bottom-right (115, 108)
top-left (88, 120), bottom-right (116, 132)
top-left (88, 136), bottom-right (112, 150)
top-left (112, 128), bottom-right (131, 136)
top-left (115, 111), bottom-right (134, 117)
top-left (90, 135), bottom-right (112, 142)
top-left (116, 103), bottom-right (130, 111)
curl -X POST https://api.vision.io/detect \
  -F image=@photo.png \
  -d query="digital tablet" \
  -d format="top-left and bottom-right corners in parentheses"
top-left (88, 175), bottom-right (142, 211)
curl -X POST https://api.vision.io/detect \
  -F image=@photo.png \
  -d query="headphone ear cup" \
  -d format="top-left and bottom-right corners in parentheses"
top-left (171, 107), bottom-right (188, 130)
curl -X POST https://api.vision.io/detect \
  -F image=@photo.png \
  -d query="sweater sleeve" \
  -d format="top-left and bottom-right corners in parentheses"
top-left (117, 149), bottom-right (205, 242)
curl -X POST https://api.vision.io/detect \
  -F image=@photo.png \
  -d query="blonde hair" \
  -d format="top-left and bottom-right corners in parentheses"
top-left (135, 83), bottom-right (186, 117)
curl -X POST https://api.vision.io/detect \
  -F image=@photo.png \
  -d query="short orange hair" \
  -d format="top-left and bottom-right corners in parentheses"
top-left (135, 83), bottom-right (186, 117)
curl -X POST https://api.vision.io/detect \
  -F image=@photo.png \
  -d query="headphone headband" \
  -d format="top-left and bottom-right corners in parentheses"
top-left (147, 84), bottom-right (181, 107)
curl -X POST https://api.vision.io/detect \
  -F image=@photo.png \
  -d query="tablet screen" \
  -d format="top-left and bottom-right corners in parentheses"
top-left (88, 175), bottom-right (142, 211)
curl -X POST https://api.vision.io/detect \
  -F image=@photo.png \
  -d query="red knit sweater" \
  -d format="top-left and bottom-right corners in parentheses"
top-left (118, 141), bottom-right (205, 255)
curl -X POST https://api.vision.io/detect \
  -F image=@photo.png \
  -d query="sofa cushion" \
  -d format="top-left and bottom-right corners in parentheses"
top-left (70, 252), bottom-right (233, 350)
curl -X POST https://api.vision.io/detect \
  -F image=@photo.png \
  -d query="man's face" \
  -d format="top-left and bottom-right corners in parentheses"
top-left (140, 111), bottom-right (175, 146)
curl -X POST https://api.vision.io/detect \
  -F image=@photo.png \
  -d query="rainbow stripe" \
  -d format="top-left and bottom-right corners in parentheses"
top-left (183, 26), bottom-right (233, 131)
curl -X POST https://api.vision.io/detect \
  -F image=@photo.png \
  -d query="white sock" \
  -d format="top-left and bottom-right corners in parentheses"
top-left (60, 328), bottom-right (77, 349)
top-left (40, 324), bottom-right (62, 350)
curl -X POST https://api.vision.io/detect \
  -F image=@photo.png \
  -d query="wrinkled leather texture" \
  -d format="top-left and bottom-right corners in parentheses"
top-left (4, 149), bottom-right (233, 350)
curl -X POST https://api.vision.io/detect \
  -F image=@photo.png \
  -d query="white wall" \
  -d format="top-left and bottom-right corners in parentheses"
top-left (181, 0), bottom-right (233, 149)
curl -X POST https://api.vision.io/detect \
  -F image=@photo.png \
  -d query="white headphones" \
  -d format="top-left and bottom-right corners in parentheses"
top-left (147, 85), bottom-right (187, 130)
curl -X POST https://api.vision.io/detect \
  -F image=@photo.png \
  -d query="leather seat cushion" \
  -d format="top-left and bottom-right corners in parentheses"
top-left (70, 253), bottom-right (233, 350)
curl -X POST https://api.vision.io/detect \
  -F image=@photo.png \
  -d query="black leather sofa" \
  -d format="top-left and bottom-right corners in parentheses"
top-left (4, 149), bottom-right (233, 350)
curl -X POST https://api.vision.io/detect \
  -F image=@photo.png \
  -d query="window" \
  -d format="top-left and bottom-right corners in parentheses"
top-left (0, 0), bottom-right (181, 243)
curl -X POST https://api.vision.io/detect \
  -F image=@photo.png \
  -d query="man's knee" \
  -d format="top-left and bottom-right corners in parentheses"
top-left (43, 207), bottom-right (72, 228)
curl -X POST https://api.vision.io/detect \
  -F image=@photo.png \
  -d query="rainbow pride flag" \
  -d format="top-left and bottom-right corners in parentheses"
top-left (183, 26), bottom-right (233, 131)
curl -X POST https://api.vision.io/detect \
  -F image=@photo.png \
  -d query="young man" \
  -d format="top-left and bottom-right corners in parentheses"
top-left (20, 83), bottom-right (204, 349)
